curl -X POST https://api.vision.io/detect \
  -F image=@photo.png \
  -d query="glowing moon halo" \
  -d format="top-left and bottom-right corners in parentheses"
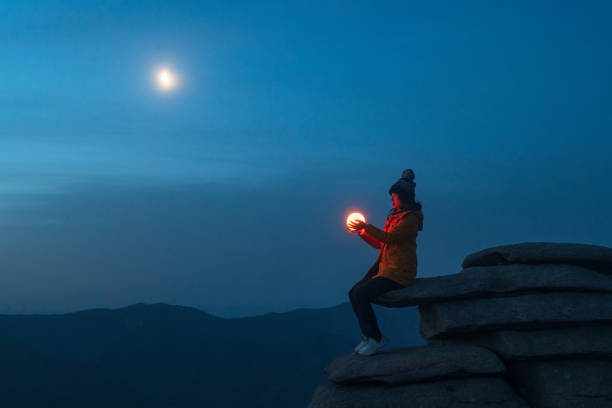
top-left (346, 212), bottom-right (366, 231)
top-left (156, 68), bottom-right (176, 90)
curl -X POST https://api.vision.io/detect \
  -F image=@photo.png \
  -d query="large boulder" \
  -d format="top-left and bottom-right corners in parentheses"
top-left (419, 292), bottom-right (612, 339)
top-left (374, 263), bottom-right (612, 308)
top-left (307, 377), bottom-right (529, 408)
top-left (462, 242), bottom-right (612, 274)
top-left (506, 359), bottom-right (612, 408)
top-left (324, 345), bottom-right (505, 385)
top-left (429, 326), bottom-right (612, 360)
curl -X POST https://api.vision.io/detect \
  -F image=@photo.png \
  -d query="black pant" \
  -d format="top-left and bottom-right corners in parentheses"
top-left (348, 263), bottom-right (405, 341)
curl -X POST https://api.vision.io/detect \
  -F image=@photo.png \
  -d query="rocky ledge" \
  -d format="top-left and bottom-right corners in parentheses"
top-left (308, 242), bottom-right (612, 408)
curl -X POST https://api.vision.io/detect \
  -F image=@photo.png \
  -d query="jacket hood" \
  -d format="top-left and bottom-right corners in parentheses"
top-left (393, 208), bottom-right (424, 231)
top-left (414, 210), bottom-right (424, 231)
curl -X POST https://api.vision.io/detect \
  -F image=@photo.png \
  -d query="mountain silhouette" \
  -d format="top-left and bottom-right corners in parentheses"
top-left (0, 302), bottom-right (422, 407)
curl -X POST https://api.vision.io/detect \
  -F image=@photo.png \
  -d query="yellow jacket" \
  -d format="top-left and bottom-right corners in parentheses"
top-left (359, 208), bottom-right (424, 287)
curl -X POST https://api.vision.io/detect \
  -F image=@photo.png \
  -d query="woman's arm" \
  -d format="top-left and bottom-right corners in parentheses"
top-left (363, 213), bottom-right (418, 245)
top-left (358, 229), bottom-right (383, 249)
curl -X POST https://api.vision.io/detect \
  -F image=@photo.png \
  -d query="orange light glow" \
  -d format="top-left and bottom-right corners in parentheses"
top-left (346, 212), bottom-right (366, 231)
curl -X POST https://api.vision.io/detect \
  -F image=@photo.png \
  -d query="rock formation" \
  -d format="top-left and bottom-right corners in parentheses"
top-left (308, 242), bottom-right (612, 407)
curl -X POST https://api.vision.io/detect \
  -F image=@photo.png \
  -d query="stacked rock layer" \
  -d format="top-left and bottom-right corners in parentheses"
top-left (308, 242), bottom-right (612, 408)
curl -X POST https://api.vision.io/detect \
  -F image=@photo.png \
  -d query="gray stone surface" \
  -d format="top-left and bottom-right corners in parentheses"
top-left (462, 242), bottom-right (612, 274)
top-left (419, 292), bottom-right (612, 339)
top-left (506, 359), bottom-right (612, 408)
top-left (307, 377), bottom-right (529, 408)
top-left (324, 345), bottom-right (505, 385)
top-left (374, 263), bottom-right (612, 308)
top-left (429, 326), bottom-right (612, 360)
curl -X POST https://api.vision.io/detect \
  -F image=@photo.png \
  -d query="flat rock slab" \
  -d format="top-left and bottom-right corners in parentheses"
top-left (420, 292), bottom-right (612, 339)
top-left (506, 359), bottom-right (612, 408)
top-left (462, 242), bottom-right (612, 274)
top-left (324, 345), bottom-right (505, 385)
top-left (307, 377), bottom-right (529, 408)
top-left (429, 326), bottom-right (612, 360)
top-left (374, 263), bottom-right (612, 308)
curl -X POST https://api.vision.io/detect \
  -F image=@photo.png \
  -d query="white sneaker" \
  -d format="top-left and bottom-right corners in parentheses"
top-left (357, 336), bottom-right (388, 356)
top-left (353, 335), bottom-right (369, 353)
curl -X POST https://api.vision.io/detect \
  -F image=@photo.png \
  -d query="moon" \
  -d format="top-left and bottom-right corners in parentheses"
top-left (156, 68), bottom-right (176, 90)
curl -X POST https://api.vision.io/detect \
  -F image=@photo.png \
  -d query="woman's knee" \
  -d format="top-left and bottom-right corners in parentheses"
top-left (350, 285), bottom-right (371, 304)
top-left (348, 285), bottom-right (358, 301)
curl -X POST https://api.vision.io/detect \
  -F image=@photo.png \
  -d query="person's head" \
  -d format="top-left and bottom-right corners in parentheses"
top-left (390, 192), bottom-right (403, 209)
top-left (389, 169), bottom-right (422, 211)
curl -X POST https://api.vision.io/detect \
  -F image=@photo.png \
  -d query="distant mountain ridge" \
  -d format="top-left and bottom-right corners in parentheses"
top-left (0, 301), bottom-right (422, 407)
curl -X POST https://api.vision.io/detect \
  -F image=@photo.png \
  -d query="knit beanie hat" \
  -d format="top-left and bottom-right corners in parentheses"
top-left (389, 169), bottom-right (416, 204)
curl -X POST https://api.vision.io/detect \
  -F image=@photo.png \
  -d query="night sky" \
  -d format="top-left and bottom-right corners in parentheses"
top-left (2, 1), bottom-right (611, 317)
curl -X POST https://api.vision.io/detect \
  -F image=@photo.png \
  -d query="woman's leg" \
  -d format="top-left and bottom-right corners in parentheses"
top-left (352, 264), bottom-right (379, 289)
top-left (348, 264), bottom-right (379, 319)
top-left (349, 277), bottom-right (404, 341)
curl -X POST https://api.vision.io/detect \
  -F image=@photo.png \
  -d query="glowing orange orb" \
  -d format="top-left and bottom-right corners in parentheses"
top-left (346, 212), bottom-right (366, 231)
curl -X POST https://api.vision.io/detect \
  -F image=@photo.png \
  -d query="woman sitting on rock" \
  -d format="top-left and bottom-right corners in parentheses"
top-left (347, 169), bottom-right (424, 356)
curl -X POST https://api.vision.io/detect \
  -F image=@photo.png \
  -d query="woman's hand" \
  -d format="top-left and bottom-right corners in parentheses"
top-left (348, 220), bottom-right (366, 233)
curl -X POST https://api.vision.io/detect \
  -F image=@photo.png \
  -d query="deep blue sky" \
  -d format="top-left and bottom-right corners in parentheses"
top-left (1, 1), bottom-right (611, 317)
